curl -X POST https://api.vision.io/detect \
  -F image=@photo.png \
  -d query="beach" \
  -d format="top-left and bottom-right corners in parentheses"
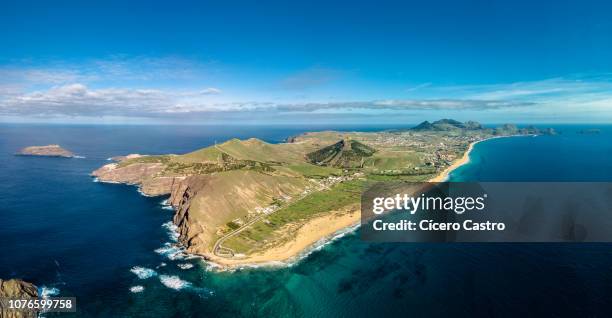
top-left (204, 139), bottom-right (484, 268)
top-left (202, 205), bottom-right (361, 267)
top-left (429, 140), bottom-right (480, 182)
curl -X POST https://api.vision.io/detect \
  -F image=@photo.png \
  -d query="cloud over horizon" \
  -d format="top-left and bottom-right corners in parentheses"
top-left (0, 82), bottom-right (539, 118)
top-left (1, 57), bottom-right (612, 123)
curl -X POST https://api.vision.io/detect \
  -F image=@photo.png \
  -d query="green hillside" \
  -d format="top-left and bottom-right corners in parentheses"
top-left (306, 139), bottom-right (376, 168)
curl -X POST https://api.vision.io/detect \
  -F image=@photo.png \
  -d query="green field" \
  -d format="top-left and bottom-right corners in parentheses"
top-left (223, 179), bottom-right (364, 254)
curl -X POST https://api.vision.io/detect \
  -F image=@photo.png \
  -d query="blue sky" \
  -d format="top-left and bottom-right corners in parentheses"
top-left (1, 0), bottom-right (612, 124)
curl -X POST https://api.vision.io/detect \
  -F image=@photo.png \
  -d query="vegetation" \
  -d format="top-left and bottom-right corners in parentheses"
top-left (282, 164), bottom-right (342, 178)
top-left (223, 179), bottom-right (364, 254)
top-left (306, 139), bottom-right (376, 168)
top-left (117, 155), bottom-right (171, 167)
top-left (107, 119), bottom-right (554, 258)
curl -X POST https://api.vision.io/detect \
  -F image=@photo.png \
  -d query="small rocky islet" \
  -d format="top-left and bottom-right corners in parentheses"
top-left (16, 144), bottom-right (75, 158)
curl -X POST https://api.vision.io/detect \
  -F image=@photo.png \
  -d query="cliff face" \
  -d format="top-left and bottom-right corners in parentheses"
top-left (93, 151), bottom-right (310, 256)
top-left (92, 162), bottom-right (164, 185)
top-left (0, 279), bottom-right (37, 298)
top-left (92, 161), bottom-right (185, 196)
top-left (91, 138), bottom-right (360, 259)
top-left (0, 279), bottom-right (38, 318)
top-left (170, 177), bottom-right (209, 252)
top-left (168, 171), bottom-right (308, 255)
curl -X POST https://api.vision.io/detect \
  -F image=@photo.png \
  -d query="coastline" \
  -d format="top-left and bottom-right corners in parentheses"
top-left (199, 138), bottom-right (488, 268)
top-left (201, 206), bottom-right (361, 268)
top-left (151, 135), bottom-right (524, 269)
top-left (429, 139), bottom-right (480, 182)
top-left (428, 135), bottom-right (526, 182)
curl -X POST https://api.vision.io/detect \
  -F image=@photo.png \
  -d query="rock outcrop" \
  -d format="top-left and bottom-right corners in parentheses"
top-left (94, 151), bottom-right (309, 256)
top-left (0, 279), bottom-right (38, 318)
top-left (93, 162), bottom-right (165, 185)
top-left (17, 144), bottom-right (74, 157)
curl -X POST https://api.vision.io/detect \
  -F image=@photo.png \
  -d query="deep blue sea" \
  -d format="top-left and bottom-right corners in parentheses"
top-left (1, 124), bottom-right (612, 317)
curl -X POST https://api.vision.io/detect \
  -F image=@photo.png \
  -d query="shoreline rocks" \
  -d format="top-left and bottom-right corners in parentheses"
top-left (0, 279), bottom-right (38, 318)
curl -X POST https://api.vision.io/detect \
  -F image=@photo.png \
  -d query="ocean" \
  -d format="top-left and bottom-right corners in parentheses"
top-left (1, 124), bottom-right (612, 317)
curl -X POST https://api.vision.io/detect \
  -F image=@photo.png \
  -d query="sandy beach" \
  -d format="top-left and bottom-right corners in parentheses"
top-left (429, 140), bottom-right (480, 182)
top-left (205, 137), bottom-right (500, 268)
top-left (429, 135), bottom-right (532, 182)
top-left (203, 205), bottom-right (361, 267)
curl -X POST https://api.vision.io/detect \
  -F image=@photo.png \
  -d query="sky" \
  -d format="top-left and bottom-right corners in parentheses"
top-left (1, 0), bottom-right (612, 124)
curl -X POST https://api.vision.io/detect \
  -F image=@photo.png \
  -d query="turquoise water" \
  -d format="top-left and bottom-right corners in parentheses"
top-left (450, 129), bottom-right (612, 181)
top-left (1, 124), bottom-right (612, 317)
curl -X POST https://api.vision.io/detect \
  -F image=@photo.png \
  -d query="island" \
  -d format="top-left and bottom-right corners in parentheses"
top-left (92, 119), bottom-right (545, 268)
top-left (17, 144), bottom-right (75, 158)
top-left (0, 279), bottom-right (38, 318)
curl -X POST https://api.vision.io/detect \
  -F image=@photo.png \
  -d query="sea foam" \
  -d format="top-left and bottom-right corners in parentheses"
top-left (154, 243), bottom-right (184, 260)
top-left (130, 285), bottom-right (145, 293)
top-left (40, 286), bottom-right (60, 298)
top-left (287, 223), bottom-right (360, 267)
top-left (177, 263), bottom-right (194, 270)
top-left (159, 275), bottom-right (192, 290)
top-left (161, 221), bottom-right (179, 242)
top-left (130, 266), bottom-right (157, 279)
top-left (204, 223), bottom-right (361, 271)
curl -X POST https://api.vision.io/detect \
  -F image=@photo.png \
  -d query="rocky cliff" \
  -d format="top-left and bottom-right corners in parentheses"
top-left (0, 279), bottom-right (38, 318)
top-left (92, 147), bottom-right (310, 256)
top-left (92, 156), bottom-right (185, 196)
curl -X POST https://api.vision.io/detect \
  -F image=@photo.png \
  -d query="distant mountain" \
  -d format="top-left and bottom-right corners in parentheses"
top-left (411, 119), bottom-right (482, 131)
top-left (464, 120), bottom-right (483, 130)
top-left (306, 139), bottom-right (376, 168)
top-left (411, 121), bottom-right (434, 130)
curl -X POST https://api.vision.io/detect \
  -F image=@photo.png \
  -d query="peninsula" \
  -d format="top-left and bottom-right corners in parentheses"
top-left (17, 144), bottom-right (75, 158)
top-left (92, 119), bottom-right (547, 267)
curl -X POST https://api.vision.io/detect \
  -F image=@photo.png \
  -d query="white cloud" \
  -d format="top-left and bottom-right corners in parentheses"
top-left (440, 77), bottom-right (612, 101)
top-left (274, 99), bottom-right (533, 112)
top-left (2, 84), bottom-right (172, 116)
top-left (405, 82), bottom-right (432, 92)
top-left (0, 56), bottom-right (219, 90)
top-left (0, 67), bottom-right (94, 85)
top-left (200, 87), bottom-right (221, 95)
top-left (1, 57), bottom-right (611, 123)
top-left (0, 82), bottom-right (536, 118)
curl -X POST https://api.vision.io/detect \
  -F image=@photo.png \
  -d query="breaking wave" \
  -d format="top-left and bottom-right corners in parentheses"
top-left (177, 263), bottom-right (194, 270)
top-left (159, 275), bottom-right (192, 290)
top-left (130, 285), bottom-right (145, 293)
top-left (40, 286), bottom-right (60, 298)
top-left (161, 221), bottom-right (179, 242)
top-left (154, 243), bottom-right (184, 260)
top-left (130, 266), bottom-right (157, 279)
